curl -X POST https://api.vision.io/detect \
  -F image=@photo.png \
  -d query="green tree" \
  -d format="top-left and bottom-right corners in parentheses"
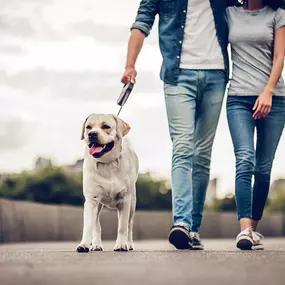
top-left (0, 168), bottom-right (172, 210)
top-left (266, 187), bottom-right (285, 214)
top-left (136, 176), bottom-right (171, 210)
top-left (213, 194), bottom-right (236, 212)
top-left (0, 166), bottom-right (83, 205)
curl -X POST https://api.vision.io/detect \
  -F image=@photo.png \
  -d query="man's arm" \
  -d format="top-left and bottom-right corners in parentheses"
top-left (121, 29), bottom-right (145, 84)
top-left (121, 0), bottom-right (159, 85)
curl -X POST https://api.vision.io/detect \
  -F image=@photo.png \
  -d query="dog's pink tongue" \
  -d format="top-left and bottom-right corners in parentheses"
top-left (89, 146), bottom-right (103, 155)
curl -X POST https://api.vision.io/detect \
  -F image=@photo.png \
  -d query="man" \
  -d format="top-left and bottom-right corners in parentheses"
top-left (121, 0), bottom-right (230, 250)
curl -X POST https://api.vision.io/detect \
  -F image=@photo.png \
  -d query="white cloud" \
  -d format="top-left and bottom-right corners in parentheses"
top-left (0, 38), bottom-right (124, 72)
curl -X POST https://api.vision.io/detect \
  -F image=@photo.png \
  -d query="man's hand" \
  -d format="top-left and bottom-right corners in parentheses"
top-left (121, 66), bottom-right (137, 85)
top-left (253, 89), bottom-right (273, 119)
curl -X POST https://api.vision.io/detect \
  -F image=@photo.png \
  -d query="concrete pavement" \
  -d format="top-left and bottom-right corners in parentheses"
top-left (1, 239), bottom-right (285, 285)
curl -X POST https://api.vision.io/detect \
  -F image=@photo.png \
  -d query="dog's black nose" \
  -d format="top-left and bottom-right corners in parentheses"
top-left (88, 132), bottom-right (98, 139)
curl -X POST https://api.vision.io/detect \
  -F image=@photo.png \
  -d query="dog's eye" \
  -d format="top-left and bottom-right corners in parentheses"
top-left (86, 125), bottom-right (92, 130)
top-left (102, 124), bottom-right (110, 130)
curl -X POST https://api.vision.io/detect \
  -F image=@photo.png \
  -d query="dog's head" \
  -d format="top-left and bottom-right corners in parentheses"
top-left (81, 114), bottom-right (130, 162)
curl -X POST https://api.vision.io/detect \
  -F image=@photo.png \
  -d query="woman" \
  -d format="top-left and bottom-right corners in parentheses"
top-left (226, 0), bottom-right (285, 250)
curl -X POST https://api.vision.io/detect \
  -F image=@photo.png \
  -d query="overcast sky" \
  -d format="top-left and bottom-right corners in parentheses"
top-left (0, 0), bottom-right (284, 196)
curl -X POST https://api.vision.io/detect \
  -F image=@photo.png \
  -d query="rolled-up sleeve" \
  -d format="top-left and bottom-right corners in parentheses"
top-left (131, 0), bottom-right (159, 37)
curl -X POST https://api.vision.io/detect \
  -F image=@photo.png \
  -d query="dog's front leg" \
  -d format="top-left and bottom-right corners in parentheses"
top-left (76, 200), bottom-right (95, 253)
top-left (90, 202), bottom-right (104, 251)
top-left (114, 196), bottom-right (131, 251)
top-left (128, 190), bottom-right (136, 251)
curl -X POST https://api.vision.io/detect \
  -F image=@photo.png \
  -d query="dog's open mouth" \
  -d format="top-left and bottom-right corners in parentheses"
top-left (88, 141), bottom-right (115, 158)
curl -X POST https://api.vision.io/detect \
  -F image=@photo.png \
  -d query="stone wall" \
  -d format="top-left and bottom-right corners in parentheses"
top-left (0, 199), bottom-right (284, 243)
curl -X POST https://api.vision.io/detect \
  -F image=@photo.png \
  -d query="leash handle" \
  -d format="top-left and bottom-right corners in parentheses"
top-left (116, 82), bottom-right (134, 116)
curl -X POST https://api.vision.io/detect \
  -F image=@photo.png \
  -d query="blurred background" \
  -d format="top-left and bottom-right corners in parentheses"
top-left (0, 0), bottom-right (285, 243)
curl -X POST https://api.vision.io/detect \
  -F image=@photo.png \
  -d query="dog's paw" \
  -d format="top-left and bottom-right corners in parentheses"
top-left (113, 242), bottom-right (129, 252)
top-left (90, 244), bottom-right (104, 251)
top-left (129, 243), bottom-right (134, 251)
top-left (76, 244), bottom-right (90, 253)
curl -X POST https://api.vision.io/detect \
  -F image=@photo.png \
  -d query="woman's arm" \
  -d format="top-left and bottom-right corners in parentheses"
top-left (265, 27), bottom-right (285, 92)
top-left (253, 26), bottom-right (285, 119)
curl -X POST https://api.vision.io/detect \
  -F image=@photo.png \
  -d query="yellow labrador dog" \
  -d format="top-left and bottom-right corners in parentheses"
top-left (76, 114), bottom-right (139, 253)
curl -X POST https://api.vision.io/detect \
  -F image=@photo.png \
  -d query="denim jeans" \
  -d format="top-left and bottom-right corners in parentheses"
top-left (164, 69), bottom-right (226, 232)
top-left (227, 96), bottom-right (285, 221)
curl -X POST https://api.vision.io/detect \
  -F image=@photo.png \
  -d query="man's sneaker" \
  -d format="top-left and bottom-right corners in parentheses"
top-left (190, 232), bottom-right (204, 250)
top-left (252, 231), bottom-right (264, 250)
top-left (168, 223), bottom-right (192, 250)
top-left (236, 227), bottom-right (254, 250)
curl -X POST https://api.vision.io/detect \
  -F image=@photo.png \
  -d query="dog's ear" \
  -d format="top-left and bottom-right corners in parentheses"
top-left (113, 115), bottom-right (130, 138)
top-left (81, 116), bottom-right (90, 140)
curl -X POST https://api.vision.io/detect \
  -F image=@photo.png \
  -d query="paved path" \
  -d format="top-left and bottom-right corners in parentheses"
top-left (1, 239), bottom-right (285, 285)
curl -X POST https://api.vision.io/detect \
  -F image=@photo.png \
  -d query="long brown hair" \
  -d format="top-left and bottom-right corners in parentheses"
top-left (264, 0), bottom-right (285, 10)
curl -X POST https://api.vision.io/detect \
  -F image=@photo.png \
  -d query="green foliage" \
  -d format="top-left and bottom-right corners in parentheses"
top-left (136, 176), bottom-right (171, 210)
top-left (211, 195), bottom-right (236, 212)
top-left (0, 167), bottom-right (172, 210)
top-left (2, 166), bottom-right (282, 214)
top-left (265, 187), bottom-right (285, 214)
top-left (210, 187), bottom-right (285, 214)
top-left (0, 167), bottom-right (84, 206)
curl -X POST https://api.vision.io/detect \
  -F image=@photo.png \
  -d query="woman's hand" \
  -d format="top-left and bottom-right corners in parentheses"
top-left (253, 89), bottom-right (273, 119)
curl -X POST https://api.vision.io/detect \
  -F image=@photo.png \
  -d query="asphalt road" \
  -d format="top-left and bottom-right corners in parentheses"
top-left (1, 239), bottom-right (285, 285)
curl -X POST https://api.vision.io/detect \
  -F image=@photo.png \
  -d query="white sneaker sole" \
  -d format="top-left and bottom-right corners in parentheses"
top-left (192, 244), bottom-right (204, 250)
top-left (252, 244), bottom-right (264, 250)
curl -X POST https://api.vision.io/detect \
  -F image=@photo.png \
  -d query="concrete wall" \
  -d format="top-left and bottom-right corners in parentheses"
top-left (0, 199), bottom-right (284, 243)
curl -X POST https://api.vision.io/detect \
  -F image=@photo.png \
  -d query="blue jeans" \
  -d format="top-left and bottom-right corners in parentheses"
top-left (227, 96), bottom-right (285, 221)
top-left (164, 69), bottom-right (226, 232)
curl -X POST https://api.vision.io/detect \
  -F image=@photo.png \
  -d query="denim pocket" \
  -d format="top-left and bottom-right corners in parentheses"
top-left (160, 0), bottom-right (177, 18)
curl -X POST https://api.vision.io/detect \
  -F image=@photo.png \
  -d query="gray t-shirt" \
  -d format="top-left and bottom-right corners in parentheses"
top-left (180, 0), bottom-right (224, 70)
top-left (226, 6), bottom-right (285, 96)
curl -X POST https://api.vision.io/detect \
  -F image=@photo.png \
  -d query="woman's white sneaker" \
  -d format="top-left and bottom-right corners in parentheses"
top-left (236, 227), bottom-right (254, 250)
top-left (252, 231), bottom-right (264, 250)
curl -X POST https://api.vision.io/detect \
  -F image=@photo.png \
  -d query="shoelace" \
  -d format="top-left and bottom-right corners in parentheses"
top-left (252, 231), bottom-right (264, 242)
top-left (237, 227), bottom-right (253, 239)
top-left (191, 232), bottom-right (200, 240)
